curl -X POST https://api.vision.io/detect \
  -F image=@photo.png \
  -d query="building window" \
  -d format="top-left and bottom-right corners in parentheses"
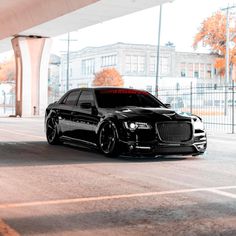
top-left (81, 58), bottom-right (95, 76)
top-left (180, 62), bottom-right (186, 77)
top-left (150, 56), bottom-right (169, 75)
top-left (200, 63), bottom-right (205, 78)
top-left (187, 63), bottom-right (193, 77)
top-left (126, 55), bottom-right (146, 73)
top-left (126, 55), bottom-right (132, 72)
top-left (138, 56), bottom-right (145, 72)
top-left (150, 56), bottom-right (156, 73)
top-left (131, 55), bottom-right (138, 72)
top-left (101, 55), bottom-right (117, 67)
top-left (206, 64), bottom-right (212, 79)
top-left (160, 57), bottom-right (169, 75)
top-left (194, 63), bottom-right (199, 78)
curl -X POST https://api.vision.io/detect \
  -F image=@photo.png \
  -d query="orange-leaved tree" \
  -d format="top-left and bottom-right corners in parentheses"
top-left (92, 68), bottom-right (124, 87)
top-left (193, 11), bottom-right (236, 76)
top-left (0, 57), bottom-right (15, 83)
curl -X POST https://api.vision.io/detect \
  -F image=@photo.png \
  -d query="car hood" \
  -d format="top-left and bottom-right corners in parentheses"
top-left (113, 107), bottom-right (191, 121)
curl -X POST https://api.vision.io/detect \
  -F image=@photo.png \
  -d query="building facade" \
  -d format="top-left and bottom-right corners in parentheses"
top-left (59, 42), bottom-right (218, 94)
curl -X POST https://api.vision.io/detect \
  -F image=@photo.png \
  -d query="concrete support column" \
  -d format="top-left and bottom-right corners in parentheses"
top-left (11, 36), bottom-right (52, 117)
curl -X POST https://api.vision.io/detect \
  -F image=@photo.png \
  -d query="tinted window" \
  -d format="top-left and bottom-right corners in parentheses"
top-left (78, 90), bottom-right (94, 104)
top-left (62, 91), bottom-right (79, 106)
top-left (95, 89), bottom-right (164, 108)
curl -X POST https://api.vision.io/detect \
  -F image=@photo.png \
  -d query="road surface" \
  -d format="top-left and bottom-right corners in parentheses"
top-left (0, 117), bottom-right (236, 236)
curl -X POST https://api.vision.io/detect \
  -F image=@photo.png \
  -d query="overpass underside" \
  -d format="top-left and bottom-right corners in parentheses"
top-left (0, 0), bottom-right (172, 117)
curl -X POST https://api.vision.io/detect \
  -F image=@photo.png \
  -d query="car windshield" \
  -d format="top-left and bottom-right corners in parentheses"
top-left (95, 89), bottom-right (164, 108)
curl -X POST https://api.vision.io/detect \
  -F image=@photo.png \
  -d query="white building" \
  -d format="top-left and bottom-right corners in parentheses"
top-left (59, 42), bottom-right (219, 94)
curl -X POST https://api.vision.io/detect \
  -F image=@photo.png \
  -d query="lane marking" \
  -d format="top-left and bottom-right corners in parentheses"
top-left (0, 219), bottom-right (20, 236)
top-left (0, 128), bottom-right (45, 140)
top-left (208, 189), bottom-right (236, 199)
top-left (0, 185), bottom-right (236, 209)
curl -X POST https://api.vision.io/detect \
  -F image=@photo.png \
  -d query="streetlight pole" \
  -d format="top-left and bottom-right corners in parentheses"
top-left (221, 4), bottom-right (236, 115)
top-left (66, 32), bottom-right (70, 92)
top-left (221, 5), bottom-right (236, 83)
top-left (155, 4), bottom-right (162, 97)
top-left (225, 6), bottom-right (230, 84)
top-left (61, 33), bottom-right (77, 92)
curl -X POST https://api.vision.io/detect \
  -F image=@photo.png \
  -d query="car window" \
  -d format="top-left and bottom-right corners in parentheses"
top-left (61, 91), bottom-right (80, 106)
top-left (95, 89), bottom-right (164, 108)
top-left (77, 90), bottom-right (94, 105)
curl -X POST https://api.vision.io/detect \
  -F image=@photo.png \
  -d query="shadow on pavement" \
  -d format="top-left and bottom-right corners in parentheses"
top-left (0, 141), bottom-right (195, 167)
top-left (5, 201), bottom-right (236, 235)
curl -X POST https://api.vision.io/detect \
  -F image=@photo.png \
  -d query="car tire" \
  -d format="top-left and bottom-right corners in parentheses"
top-left (98, 122), bottom-right (120, 157)
top-left (46, 117), bottom-right (60, 145)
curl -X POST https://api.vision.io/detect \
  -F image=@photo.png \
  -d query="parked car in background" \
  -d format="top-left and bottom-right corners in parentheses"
top-left (166, 96), bottom-right (184, 110)
top-left (45, 88), bottom-right (207, 157)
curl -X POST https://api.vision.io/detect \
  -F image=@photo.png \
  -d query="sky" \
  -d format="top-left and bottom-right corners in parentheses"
top-left (50, 0), bottom-right (236, 55)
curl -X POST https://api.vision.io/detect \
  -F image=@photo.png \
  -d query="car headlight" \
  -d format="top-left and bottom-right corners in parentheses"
top-left (193, 118), bottom-right (204, 130)
top-left (124, 122), bottom-right (152, 130)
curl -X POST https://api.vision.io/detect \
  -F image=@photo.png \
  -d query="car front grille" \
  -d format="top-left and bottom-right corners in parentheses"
top-left (156, 122), bottom-right (192, 143)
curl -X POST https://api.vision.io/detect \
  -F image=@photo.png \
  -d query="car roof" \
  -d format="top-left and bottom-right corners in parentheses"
top-left (66, 87), bottom-right (147, 93)
top-left (93, 87), bottom-right (146, 92)
top-left (67, 86), bottom-right (147, 90)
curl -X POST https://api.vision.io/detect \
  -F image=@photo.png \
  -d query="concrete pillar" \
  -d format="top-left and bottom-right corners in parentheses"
top-left (11, 36), bottom-right (52, 117)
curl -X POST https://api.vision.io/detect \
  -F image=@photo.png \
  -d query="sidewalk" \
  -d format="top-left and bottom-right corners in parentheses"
top-left (207, 132), bottom-right (236, 141)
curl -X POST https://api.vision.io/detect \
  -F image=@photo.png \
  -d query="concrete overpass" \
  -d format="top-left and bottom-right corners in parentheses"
top-left (0, 0), bottom-right (172, 116)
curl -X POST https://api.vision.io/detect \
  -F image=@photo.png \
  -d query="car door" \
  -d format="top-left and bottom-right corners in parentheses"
top-left (57, 90), bottom-right (80, 137)
top-left (71, 89), bottom-right (101, 144)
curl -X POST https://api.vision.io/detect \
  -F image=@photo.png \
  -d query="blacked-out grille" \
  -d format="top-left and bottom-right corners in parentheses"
top-left (156, 122), bottom-right (192, 142)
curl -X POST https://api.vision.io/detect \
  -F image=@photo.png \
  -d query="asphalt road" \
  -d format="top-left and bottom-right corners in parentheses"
top-left (0, 117), bottom-right (236, 236)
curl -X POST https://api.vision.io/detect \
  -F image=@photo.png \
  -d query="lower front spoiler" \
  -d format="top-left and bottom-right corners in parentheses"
top-left (120, 140), bottom-right (207, 156)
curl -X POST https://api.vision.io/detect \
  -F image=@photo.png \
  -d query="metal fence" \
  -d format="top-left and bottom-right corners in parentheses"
top-left (157, 82), bottom-right (236, 134)
top-left (1, 81), bottom-right (236, 134)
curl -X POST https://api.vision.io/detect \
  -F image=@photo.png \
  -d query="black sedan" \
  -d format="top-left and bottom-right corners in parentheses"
top-left (45, 88), bottom-right (207, 157)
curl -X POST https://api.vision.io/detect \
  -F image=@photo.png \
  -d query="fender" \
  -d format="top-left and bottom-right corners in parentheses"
top-left (96, 116), bottom-right (121, 140)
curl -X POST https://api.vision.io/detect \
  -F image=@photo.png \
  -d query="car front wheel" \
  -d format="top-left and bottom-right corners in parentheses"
top-left (46, 117), bottom-right (60, 145)
top-left (98, 122), bottom-right (120, 157)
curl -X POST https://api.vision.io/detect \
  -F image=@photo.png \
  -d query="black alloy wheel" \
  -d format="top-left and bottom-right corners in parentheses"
top-left (98, 122), bottom-right (119, 156)
top-left (46, 117), bottom-right (60, 145)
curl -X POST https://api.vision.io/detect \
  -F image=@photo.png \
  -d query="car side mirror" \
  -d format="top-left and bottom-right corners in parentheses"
top-left (80, 102), bottom-right (92, 109)
top-left (165, 103), bottom-right (171, 108)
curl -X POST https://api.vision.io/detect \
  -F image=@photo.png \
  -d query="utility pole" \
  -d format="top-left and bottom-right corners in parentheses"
top-left (66, 32), bottom-right (70, 92)
top-left (221, 4), bottom-right (236, 115)
top-left (60, 33), bottom-right (77, 92)
top-left (155, 4), bottom-right (162, 97)
top-left (221, 5), bottom-right (236, 83)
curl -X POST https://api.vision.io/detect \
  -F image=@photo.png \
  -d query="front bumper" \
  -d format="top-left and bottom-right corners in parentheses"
top-left (119, 132), bottom-right (207, 156)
